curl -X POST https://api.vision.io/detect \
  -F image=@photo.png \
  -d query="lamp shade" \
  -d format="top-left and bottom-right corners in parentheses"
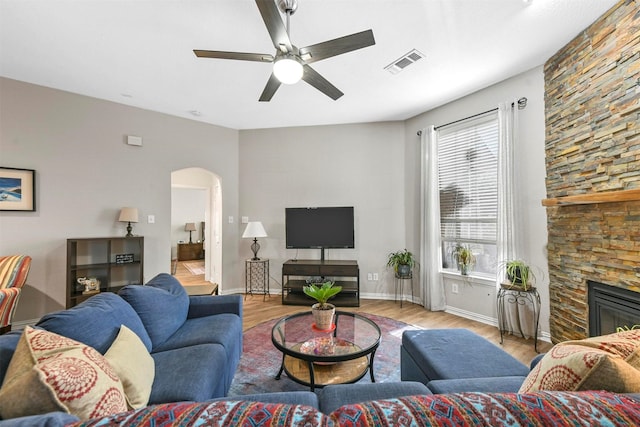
top-left (273, 56), bottom-right (303, 85)
top-left (184, 222), bottom-right (197, 232)
top-left (242, 221), bottom-right (267, 238)
top-left (118, 207), bottom-right (138, 223)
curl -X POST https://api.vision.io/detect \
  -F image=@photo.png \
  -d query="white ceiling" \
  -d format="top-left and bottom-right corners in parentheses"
top-left (0, 0), bottom-right (618, 130)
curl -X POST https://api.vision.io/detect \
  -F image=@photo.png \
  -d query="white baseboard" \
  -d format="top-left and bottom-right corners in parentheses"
top-left (445, 305), bottom-right (498, 327)
top-left (445, 306), bottom-right (552, 344)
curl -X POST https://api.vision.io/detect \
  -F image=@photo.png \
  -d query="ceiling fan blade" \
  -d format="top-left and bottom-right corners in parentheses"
top-left (300, 29), bottom-right (375, 64)
top-left (255, 0), bottom-right (292, 52)
top-left (259, 73), bottom-right (282, 102)
top-left (194, 50), bottom-right (274, 62)
top-left (302, 64), bottom-right (343, 100)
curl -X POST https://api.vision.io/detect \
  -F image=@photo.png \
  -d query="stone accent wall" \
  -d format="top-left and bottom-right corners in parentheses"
top-left (544, 0), bottom-right (640, 343)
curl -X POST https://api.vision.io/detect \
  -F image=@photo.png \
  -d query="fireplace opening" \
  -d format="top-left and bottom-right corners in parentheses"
top-left (588, 281), bottom-right (640, 337)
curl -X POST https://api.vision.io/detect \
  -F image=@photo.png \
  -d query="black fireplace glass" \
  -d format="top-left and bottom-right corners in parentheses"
top-left (588, 281), bottom-right (640, 337)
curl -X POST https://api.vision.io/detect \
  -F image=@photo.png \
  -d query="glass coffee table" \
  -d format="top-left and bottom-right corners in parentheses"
top-left (271, 311), bottom-right (381, 391)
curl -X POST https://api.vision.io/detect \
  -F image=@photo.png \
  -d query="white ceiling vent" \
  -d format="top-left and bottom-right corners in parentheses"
top-left (384, 49), bottom-right (425, 74)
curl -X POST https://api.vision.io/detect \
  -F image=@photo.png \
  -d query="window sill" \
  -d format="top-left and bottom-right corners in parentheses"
top-left (441, 270), bottom-right (495, 287)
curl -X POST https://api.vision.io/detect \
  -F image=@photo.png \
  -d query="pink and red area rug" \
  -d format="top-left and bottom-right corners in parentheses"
top-left (228, 313), bottom-right (419, 397)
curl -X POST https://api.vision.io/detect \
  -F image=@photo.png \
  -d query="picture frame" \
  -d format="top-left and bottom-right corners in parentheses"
top-left (0, 167), bottom-right (36, 211)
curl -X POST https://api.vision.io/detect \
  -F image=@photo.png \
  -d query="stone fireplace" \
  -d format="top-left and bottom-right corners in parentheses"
top-left (543, 1), bottom-right (640, 343)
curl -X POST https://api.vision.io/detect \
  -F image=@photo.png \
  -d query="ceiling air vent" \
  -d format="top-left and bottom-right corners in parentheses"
top-left (385, 49), bottom-right (425, 74)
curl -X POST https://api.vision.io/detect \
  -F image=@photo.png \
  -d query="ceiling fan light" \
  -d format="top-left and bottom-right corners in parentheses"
top-left (273, 57), bottom-right (303, 84)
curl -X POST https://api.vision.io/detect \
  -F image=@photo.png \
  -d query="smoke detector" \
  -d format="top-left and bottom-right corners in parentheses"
top-left (385, 49), bottom-right (425, 74)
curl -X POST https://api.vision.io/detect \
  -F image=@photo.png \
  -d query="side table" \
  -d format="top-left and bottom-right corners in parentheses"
top-left (497, 284), bottom-right (541, 352)
top-left (177, 242), bottom-right (204, 261)
top-left (245, 259), bottom-right (270, 300)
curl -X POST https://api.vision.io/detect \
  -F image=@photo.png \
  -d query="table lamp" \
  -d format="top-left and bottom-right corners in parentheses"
top-left (185, 222), bottom-right (197, 243)
top-left (242, 221), bottom-right (267, 260)
top-left (118, 207), bottom-right (138, 237)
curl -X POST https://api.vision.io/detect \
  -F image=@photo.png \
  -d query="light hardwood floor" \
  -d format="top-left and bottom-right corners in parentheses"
top-left (174, 260), bottom-right (217, 295)
top-left (174, 263), bottom-right (552, 366)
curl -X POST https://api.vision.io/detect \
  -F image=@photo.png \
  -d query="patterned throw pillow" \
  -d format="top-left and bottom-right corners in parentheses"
top-left (562, 328), bottom-right (640, 368)
top-left (0, 326), bottom-right (127, 420)
top-left (519, 329), bottom-right (640, 393)
top-left (69, 400), bottom-right (334, 427)
top-left (104, 325), bottom-right (155, 409)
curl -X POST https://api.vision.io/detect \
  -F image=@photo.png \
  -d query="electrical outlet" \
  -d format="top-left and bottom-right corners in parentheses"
top-left (373, 273), bottom-right (379, 281)
top-left (452, 283), bottom-right (459, 294)
top-left (367, 273), bottom-right (373, 281)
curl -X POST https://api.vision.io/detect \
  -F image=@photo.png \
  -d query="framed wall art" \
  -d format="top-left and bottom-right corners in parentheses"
top-left (0, 167), bottom-right (36, 211)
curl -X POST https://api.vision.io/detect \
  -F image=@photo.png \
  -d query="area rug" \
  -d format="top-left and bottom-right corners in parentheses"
top-left (183, 260), bottom-right (205, 275)
top-left (228, 313), bottom-right (420, 397)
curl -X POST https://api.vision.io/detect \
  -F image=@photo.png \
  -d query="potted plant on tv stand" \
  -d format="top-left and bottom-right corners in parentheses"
top-left (303, 281), bottom-right (342, 330)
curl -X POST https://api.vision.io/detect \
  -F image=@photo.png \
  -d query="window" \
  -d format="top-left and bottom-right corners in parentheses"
top-left (438, 112), bottom-right (498, 276)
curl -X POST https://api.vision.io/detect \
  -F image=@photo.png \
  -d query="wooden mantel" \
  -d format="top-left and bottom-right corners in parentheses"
top-left (542, 188), bottom-right (640, 207)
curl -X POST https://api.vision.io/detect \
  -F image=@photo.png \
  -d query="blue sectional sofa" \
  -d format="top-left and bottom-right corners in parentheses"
top-left (2, 274), bottom-right (640, 426)
top-left (0, 273), bottom-right (243, 426)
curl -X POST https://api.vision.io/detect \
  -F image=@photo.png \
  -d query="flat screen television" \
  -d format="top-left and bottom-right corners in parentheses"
top-left (285, 207), bottom-right (354, 258)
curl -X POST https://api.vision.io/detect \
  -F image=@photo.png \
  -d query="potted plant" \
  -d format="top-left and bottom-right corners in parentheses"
top-left (303, 281), bottom-right (342, 330)
top-left (452, 244), bottom-right (475, 275)
top-left (386, 249), bottom-right (415, 277)
top-left (502, 259), bottom-right (536, 290)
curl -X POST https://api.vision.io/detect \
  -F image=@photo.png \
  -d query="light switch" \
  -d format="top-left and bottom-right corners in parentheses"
top-left (228, 216), bottom-right (234, 224)
top-left (147, 215), bottom-right (155, 224)
top-left (242, 216), bottom-right (249, 223)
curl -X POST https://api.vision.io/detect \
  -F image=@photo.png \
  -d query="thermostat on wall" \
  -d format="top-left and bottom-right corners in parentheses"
top-left (126, 135), bottom-right (143, 146)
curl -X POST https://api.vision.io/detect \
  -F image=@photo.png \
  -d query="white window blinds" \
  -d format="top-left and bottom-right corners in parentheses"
top-left (438, 111), bottom-right (499, 274)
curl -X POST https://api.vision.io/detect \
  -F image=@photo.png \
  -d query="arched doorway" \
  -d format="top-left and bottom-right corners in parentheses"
top-left (171, 168), bottom-right (222, 291)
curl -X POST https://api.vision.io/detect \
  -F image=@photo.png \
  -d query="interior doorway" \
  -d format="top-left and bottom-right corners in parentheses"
top-left (171, 168), bottom-right (222, 291)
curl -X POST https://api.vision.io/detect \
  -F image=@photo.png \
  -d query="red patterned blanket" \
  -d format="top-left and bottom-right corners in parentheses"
top-left (71, 390), bottom-right (640, 426)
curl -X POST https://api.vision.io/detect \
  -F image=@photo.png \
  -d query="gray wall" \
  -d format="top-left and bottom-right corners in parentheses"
top-left (239, 122), bottom-right (406, 298)
top-left (1, 66), bottom-right (549, 337)
top-left (404, 66), bottom-right (549, 335)
top-left (171, 188), bottom-right (206, 249)
top-left (0, 77), bottom-right (240, 322)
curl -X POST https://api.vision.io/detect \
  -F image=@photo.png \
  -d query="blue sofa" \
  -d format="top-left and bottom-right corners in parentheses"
top-left (0, 273), bottom-right (243, 426)
top-left (2, 278), bottom-right (639, 426)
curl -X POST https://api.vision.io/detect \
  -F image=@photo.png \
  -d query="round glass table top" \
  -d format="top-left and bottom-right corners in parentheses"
top-left (271, 311), bottom-right (381, 363)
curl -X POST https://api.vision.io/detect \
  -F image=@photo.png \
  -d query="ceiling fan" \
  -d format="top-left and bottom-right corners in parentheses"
top-left (193, 0), bottom-right (375, 102)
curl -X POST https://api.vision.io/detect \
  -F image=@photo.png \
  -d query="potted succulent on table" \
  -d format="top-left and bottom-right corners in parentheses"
top-left (502, 259), bottom-right (536, 291)
top-left (452, 244), bottom-right (475, 275)
top-left (303, 281), bottom-right (342, 330)
top-left (386, 249), bottom-right (415, 278)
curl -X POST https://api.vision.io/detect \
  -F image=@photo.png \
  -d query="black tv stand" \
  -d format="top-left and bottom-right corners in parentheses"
top-left (281, 259), bottom-right (359, 307)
